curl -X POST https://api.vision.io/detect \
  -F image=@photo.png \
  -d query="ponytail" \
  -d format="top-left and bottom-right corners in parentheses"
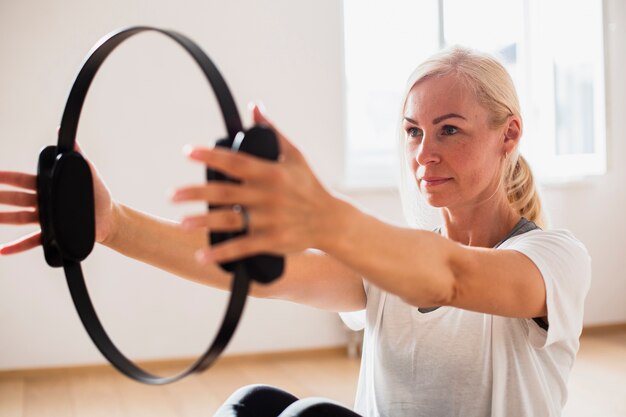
top-left (504, 154), bottom-right (544, 228)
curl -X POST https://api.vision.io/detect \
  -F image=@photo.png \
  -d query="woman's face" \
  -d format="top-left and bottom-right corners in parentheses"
top-left (403, 74), bottom-right (515, 210)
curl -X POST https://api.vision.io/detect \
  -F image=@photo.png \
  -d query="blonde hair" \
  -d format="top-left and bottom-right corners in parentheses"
top-left (398, 46), bottom-right (544, 228)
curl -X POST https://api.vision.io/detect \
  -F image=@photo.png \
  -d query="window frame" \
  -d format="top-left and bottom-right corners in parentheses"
top-left (341, 0), bottom-right (607, 189)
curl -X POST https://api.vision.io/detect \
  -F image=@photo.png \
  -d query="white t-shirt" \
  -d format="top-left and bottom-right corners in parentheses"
top-left (340, 228), bottom-right (591, 417)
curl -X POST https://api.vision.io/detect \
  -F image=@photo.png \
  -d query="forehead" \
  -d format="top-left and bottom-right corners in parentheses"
top-left (404, 74), bottom-right (483, 122)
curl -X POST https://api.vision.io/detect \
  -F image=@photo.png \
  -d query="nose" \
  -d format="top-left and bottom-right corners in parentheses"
top-left (415, 134), bottom-right (440, 166)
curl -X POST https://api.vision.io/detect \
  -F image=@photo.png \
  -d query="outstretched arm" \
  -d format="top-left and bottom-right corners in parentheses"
top-left (181, 105), bottom-right (546, 319)
top-left (104, 202), bottom-right (365, 311)
top-left (322, 204), bottom-right (547, 318)
top-left (0, 146), bottom-right (365, 312)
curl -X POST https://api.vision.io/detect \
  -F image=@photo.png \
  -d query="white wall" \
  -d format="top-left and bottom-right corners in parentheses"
top-left (0, 0), bottom-right (624, 370)
top-left (0, 0), bottom-right (348, 370)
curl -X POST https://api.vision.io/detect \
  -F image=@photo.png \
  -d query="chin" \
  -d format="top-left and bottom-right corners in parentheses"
top-left (419, 192), bottom-right (451, 208)
top-left (425, 199), bottom-right (449, 209)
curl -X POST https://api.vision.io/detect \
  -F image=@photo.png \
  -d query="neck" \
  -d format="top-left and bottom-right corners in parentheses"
top-left (441, 192), bottom-right (521, 248)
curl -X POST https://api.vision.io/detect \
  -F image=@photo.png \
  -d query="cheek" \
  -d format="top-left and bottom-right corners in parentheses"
top-left (449, 144), bottom-right (487, 182)
top-left (458, 149), bottom-right (502, 189)
top-left (406, 143), bottom-right (418, 171)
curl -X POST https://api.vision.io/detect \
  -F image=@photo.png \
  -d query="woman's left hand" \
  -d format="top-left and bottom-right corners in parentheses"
top-left (172, 104), bottom-right (344, 264)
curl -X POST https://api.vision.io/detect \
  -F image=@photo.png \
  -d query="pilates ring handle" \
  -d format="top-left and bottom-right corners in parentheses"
top-left (36, 26), bottom-right (284, 385)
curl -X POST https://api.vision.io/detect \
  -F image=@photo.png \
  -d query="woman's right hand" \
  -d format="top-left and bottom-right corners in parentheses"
top-left (0, 142), bottom-right (117, 256)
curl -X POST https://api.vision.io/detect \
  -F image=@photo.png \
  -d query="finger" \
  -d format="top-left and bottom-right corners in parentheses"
top-left (172, 182), bottom-right (269, 205)
top-left (195, 234), bottom-right (276, 265)
top-left (0, 210), bottom-right (39, 224)
top-left (0, 231), bottom-right (42, 255)
top-left (74, 140), bottom-right (90, 157)
top-left (181, 208), bottom-right (244, 232)
top-left (184, 146), bottom-right (281, 184)
top-left (250, 103), bottom-right (302, 161)
top-left (250, 102), bottom-right (274, 128)
top-left (181, 207), bottom-right (268, 232)
top-left (0, 172), bottom-right (37, 190)
top-left (0, 191), bottom-right (37, 208)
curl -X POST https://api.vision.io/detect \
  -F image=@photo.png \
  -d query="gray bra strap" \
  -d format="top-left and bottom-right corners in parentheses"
top-left (493, 217), bottom-right (539, 249)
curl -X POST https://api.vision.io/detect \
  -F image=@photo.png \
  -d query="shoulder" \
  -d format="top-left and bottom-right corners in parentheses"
top-left (500, 228), bottom-right (588, 256)
top-left (500, 228), bottom-right (591, 288)
top-left (500, 229), bottom-right (592, 349)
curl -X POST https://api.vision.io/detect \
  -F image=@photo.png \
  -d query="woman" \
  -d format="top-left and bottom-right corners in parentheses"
top-left (0, 46), bottom-right (590, 416)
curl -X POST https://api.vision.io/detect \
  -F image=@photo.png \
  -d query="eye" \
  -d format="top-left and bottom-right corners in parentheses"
top-left (406, 127), bottom-right (423, 138)
top-left (441, 125), bottom-right (458, 136)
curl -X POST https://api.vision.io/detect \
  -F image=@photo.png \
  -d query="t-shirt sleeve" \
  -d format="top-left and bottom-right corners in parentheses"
top-left (339, 278), bottom-right (369, 331)
top-left (505, 229), bottom-right (591, 349)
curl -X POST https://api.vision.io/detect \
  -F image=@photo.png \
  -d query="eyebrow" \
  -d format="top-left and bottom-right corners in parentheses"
top-left (403, 113), bottom-right (467, 125)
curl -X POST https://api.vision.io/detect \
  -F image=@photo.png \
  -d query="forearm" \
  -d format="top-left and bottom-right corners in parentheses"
top-left (102, 203), bottom-right (238, 293)
top-left (101, 203), bottom-right (365, 308)
top-left (261, 249), bottom-right (366, 311)
top-left (321, 199), bottom-right (457, 307)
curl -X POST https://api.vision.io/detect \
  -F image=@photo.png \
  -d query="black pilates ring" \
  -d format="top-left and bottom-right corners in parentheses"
top-left (36, 26), bottom-right (284, 385)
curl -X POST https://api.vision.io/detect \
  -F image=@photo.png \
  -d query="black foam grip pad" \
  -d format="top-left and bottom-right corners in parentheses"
top-left (207, 126), bottom-right (285, 283)
top-left (51, 151), bottom-right (96, 262)
top-left (37, 146), bottom-right (64, 267)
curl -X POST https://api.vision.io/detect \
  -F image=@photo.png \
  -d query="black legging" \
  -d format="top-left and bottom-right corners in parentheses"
top-left (213, 384), bottom-right (362, 417)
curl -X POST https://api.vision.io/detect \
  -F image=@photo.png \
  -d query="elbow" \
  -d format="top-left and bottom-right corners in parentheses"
top-left (399, 238), bottom-right (463, 309)
top-left (400, 270), bottom-right (458, 308)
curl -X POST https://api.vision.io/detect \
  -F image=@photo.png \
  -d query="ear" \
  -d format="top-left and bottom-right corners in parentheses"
top-left (502, 115), bottom-right (522, 155)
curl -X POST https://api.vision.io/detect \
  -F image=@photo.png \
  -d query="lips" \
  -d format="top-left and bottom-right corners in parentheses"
top-left (419, 177), bottom-right (452, 187)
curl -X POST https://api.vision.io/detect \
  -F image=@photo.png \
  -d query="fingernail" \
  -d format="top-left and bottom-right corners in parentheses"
top-left (181, 218), bottom-right (195, 230)
top-left (182, 144), bottom-right (193, 156)
top-left (169, 189), bottom-right (181, 202)
top-left (195, 249), bottom-right (213, 264)
top-left (256, 101), bottom-right (266, 113)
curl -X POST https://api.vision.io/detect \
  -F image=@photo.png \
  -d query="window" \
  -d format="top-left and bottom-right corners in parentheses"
top-left (342, 0), bottom-right (606, 188)
top-left (341, 0), bottom-right (440, 188)
top-left (524, 0), bottom-right (606, 180)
